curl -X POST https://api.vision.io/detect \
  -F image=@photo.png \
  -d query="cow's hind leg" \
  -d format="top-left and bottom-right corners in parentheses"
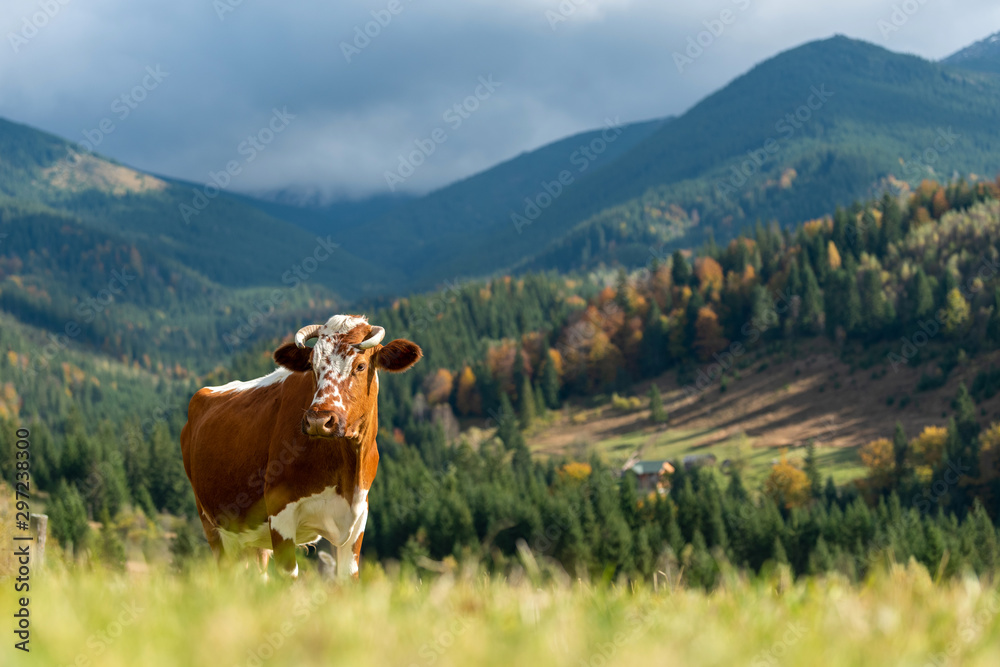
top-left (196, 502), bottom-right (224, 561)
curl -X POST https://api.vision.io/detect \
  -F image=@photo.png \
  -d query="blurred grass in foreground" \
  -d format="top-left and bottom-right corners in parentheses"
top-left (2, 557), bottom-right (1000, 667)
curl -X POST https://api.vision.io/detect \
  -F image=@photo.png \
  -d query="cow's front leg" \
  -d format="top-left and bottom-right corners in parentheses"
top-left (347, 531), bottom-right (365, 580)
top-left (268, 520), bottom-right (298, 578)
top-left (336, 541), bottom-right (357, 580)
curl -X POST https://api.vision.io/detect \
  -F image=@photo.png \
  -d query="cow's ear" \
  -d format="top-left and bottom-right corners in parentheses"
top-left (274, 343), bottom-right (312, 372)
top-left (375, 339), bottom-right (422, 373)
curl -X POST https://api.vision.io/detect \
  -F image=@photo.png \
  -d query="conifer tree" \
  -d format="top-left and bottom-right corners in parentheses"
top-left (541, 348), bottom-right (560, 409)
top-left (804, 439), bottom-right (821, 498)
top-left (518, 374), bottom-right (535, 429)
top-left (671, 250), bottom-right (692, 286)
top-left (892, 422), bottom-right (908, 483)
top-left (97, 509), bottom-right (127, 572)
top-left (648, 384), bottom-right (667, 424)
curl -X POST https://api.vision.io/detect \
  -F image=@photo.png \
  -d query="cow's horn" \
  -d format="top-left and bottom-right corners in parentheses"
top-left (294, 324), bottom-right (323, 348)
top-left (355, 326), bottom-right (385, 350)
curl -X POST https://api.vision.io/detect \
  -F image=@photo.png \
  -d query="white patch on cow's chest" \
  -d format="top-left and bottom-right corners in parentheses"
top-left (269, 486), bottom-right (368, 549)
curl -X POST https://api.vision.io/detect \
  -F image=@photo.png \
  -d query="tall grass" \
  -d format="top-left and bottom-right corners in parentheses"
top-left (0, 557), bottom-right (998, 667)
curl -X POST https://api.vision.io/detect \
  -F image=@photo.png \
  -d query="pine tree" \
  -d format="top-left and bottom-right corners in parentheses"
top-left (496, 394), bottom-right (523, 451)
top-left (170, 519), bottom-right (198, 573)
top-left (533, 383), bottom-right (547, 418)
top-left (953, 383), bottom-right (980, 445)
top-left (648, 384), bottom-right (667, 424)
top-left (804, 439), bottom-right (821, 498)
top-left (952, 384), bottom-right (981, 480)
top-left (541, 348), bottom-right (560, 409)
top-left (50, 481), bottom-right (90, 558)
top-left (879, 193), bottom-right (904, 253)
top-left (859, 269), bottom-right (888, 336)
top-left (641, 301), bottom-right (666, 376)
top-left (772, 535), bottom-right (789, 564)
top-left (800, 262), bottom-right (824, 334)
top-left (671, 250), bottom-right (692, 287)
top-left (808, 536), bottom-right (834, 575)
top-left (518, 374), bottom-right (535, 429)
top-left (892, 422), bottom-right (908, 483)
top-left (844, 269), bottom-right (862, 334)
top-left (97, 509), bottom-right (127, 572)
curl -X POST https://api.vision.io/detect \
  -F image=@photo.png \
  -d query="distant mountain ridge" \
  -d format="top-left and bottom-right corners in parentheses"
top-left (4, 31), bottom-right (1000, 369)
top-left (352, 35), bottom-right (1000, 283)
top-left (942, 31), bottom-right (1000, 73)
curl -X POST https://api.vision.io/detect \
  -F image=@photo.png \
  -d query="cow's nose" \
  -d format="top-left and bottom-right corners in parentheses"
top-left (302, 409), bottom-right (340, 437)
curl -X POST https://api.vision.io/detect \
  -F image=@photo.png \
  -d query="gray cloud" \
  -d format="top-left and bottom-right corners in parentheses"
top-left (1, 0), bottom-right (997, 201)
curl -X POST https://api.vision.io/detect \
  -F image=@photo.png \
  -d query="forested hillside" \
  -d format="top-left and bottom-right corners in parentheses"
top-left (0, 117), bottom-right (397, 295)
top-left (6, 176), bottom-right (1000, 583)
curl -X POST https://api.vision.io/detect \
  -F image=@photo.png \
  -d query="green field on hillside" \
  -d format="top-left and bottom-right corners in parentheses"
top-left (538, 417), bottom-right (868, 489)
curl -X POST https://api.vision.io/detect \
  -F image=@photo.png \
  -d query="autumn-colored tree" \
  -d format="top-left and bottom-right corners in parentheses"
top-left (859, 437), bottom-right (894, 487)
top-left (695, 256), bottom-right (724, 294)
top-left (486, 340), bottom-right (518, 396)
top-left (559, 461), bottom-right (592, 481)
top-left (941, 287), bottom-right (970, 334)
top-left (931, 187), bottom-right (950, 219)
top-left (764, 453), bottom-right (811, 508)
top-left (909, 425), bottom-right (948, 482)
top-left (586, 330), bottom-right (623, 392)
top-left (827, 241), bottom-right (842, 270)
top-left (454, 366), bottom-right (481, 416)
top-left (692, 307), bottom-right (729, 362)
top-left (422, 368), bottom-right (454, 405)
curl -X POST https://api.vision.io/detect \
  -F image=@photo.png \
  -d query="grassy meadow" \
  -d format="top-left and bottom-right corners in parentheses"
top-left (2, 558), bottom-right (999, 667)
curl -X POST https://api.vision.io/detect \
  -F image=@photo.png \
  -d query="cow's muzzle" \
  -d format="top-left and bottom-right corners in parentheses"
top-left (302, 409), bottom-right (358, 439)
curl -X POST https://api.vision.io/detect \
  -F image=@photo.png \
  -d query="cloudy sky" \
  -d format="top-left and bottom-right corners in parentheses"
top-left (1, 0), bottom-right (997, 202)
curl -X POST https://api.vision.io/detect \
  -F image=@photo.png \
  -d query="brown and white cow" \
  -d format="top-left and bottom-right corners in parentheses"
top-left (181, 315), bottom-right (421, 579)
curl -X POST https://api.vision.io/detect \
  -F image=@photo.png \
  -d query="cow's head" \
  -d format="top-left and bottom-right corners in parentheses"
top-left (273, 315), bottom-right (421, 440)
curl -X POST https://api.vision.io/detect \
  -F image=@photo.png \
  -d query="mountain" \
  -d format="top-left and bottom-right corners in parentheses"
top-left (0, 116), bottom-right (398, 295)
top-left (942, 31), bottom-right (1000, 73)
top-left (319, 35), bottom-right (1000, 284)
top-left (236, 190), bottom-right (415, 237)
top-left (479, 36), bottom-right (1000, 275)
top-left (6, 33), bottom-right (1000, 372)
top-left (346, 117), bottom-right (667, 287)
top-left (0, 116), bottom-right (414, 375)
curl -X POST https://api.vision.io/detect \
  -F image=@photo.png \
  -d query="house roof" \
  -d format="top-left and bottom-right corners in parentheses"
top-left (629, 460), bottom-right (675, 476)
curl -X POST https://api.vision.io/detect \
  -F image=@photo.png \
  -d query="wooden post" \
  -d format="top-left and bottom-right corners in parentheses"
top-left (29, 513), bottom-right (47, 569)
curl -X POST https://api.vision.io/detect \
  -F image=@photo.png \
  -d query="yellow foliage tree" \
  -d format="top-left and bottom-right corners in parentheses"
top-left (909, 425), bottom-right (948, 482)
top-left (859, 437), bottom-right (894, 486)
top-left (559, 462), bottom-right (592, 481)
top-left (454, 366), bottom-right (480, 416)
top-left (827, 241), bottom-right (842, 270)
top-left (765, 453), bottom-right (811, 509)
top-left (941, 287), bottom-right (970, 334)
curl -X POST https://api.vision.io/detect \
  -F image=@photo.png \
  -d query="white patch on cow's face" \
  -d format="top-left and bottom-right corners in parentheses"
top-left (306, 315), bottom-right (376, 429)
top-left (206, 367), bottom-right (292, 394)
top-left (269, 485), bottom-right (368, 550)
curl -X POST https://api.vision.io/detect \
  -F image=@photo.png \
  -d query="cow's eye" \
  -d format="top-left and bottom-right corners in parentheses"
top-left (355, 363), bottom-right (366, 373)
